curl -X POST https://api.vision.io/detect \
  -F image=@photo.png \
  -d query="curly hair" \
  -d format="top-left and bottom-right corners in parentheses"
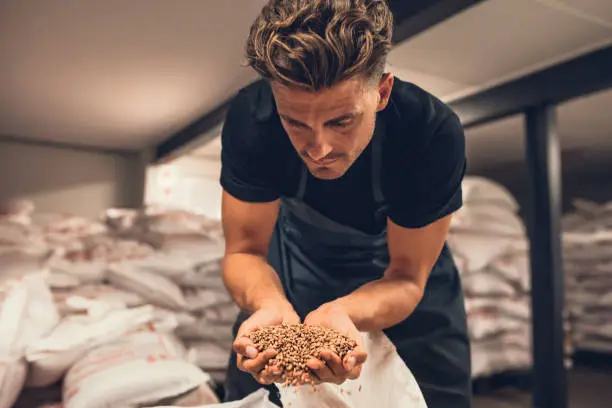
top-left (246, 0), bottom-right (393, 91)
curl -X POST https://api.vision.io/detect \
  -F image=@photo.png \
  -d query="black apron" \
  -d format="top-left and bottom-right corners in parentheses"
top-left (224, 122), bottom-right (472, 407)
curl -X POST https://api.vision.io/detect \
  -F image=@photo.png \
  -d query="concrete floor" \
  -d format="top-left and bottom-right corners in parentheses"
top-left (473, 367), bottom-right (611, 408)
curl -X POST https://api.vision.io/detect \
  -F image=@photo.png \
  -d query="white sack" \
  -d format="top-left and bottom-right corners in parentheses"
top-left (53, 284), bottom-right (146, 316)
top-left (574, 337), bottom-right (612, 353)
top-left (62, 330), bottom-right (211, 408)
top-left (490, 251), bottom-right (530, 291)
top-left (25, 304), bottom-right (155, 387)
top-left (461, 176), bottom-right (519, 211)
top-left (200, 303), bottom-right (241, 324)
top-left (465, 297), bottom-right (531, 321)
top-left (0, 358), bottom-right (28, 408)
top-left (447, 232), bottom-right (526, 272)
top-left (0, 247), bottom-right (53, 284)
top-left (179, 273), bottom-right (226, 290)
top-left (46, 271), bottom-right (81, 290)
top-left (176, 319), bottom-right (235, 343)
top-left (278, 332), bottom-right (427, 408)
top-left (451, 205), bottom-right (525, 237)
top-left (468, 311), bottom-right (528, 340)
top-left (183, 288), bottom-right (232, 313)
top-left (162, 383), bottom-right (220, 406)
top-left (154, 388), bottom-right (277, 408)
top-left (0, 218), bottom-right (39, 246)
top-left (471, 344), bottom-right (531, 378)
top-left (127, 252), bottom-right (198, 281)
top-left (107, 263), bottom-right (188, 310)
top-left (0, 273), bottom-right (59, 407)
top-left (141, 233), bottom-right (219, 253)
top-left (186, 341), bottom-right (232, 371)
top-left (49, 260), bottom-right (107, 284)
top-left (462, 272), bottom-right (517, 297)
top-left (572, 322), bottom-right (612, 341)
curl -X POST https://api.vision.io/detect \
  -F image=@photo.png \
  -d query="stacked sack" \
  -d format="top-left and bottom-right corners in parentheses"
top-left (7, 273), bottom-right (220, 408)
top-left (563, 199), bottom-right (612, 354)
top-left (116, 207), bottom-right (239, 383)
top-left (447, 177), bottom-right (533, 378)
top-left (0, 201), bottom-right (239, 407)
top-left (45, 206), bottom-right (240, 384)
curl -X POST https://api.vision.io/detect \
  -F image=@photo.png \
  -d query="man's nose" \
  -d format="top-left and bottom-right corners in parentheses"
top-left (306, 137), bottom-right (333, 161)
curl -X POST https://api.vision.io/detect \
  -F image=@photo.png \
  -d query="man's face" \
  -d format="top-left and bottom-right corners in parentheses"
top-left (271, 74), bottom-right (394, 180)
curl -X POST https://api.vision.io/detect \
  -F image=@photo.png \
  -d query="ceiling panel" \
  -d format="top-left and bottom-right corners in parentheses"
top-left (553, 0), bottom-right (612, 25)
top-left (0, 0), bottom-right (265, 150)
top-left (386, 64), bottom-right (469, 99)
top-left (388, 0), bottom-right (612, 87)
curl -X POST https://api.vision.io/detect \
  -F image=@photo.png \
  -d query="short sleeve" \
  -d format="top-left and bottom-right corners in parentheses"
top-left (219, 91), bottom-right (280, 203)
top-left (387, 112), bottom-right (466, 229)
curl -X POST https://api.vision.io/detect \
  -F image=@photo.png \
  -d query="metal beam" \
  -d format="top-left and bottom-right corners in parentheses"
top-left (391, 0), bottom-right (483, 44)
top-left (154, 104), bottom-right (227, 163)
top-left (449, 44), bottom-right (612, 128)
top-left (0, 134), bottom-right (135, 156)
top-left (524, 105), bottom-right (567, 408)
top-left (154, 0), bottom-right (483, 162)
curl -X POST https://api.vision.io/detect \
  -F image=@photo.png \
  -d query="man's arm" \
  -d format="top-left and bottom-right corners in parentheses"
top-left (221, 190), bottom-right (294, 313)
top-left (320, 109), bottom-right (466, 332)
top-left (326, 214), bottom-right (453, 332)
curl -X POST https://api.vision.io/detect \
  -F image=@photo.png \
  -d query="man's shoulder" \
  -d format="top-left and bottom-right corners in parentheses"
top-left (230, 79), bottom-right (276, 122)
top-left (388, 77), bottom-right (458, 134)
top-left (385, 77), bottom-right (463, 156)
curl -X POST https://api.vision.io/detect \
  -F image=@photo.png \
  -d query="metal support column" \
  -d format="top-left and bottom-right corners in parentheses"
top-left (524, 105), bottom-right (567, 408)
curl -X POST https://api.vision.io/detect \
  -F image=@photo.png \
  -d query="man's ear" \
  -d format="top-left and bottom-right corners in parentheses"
top-left (376, 73), bottom-right (394, 111)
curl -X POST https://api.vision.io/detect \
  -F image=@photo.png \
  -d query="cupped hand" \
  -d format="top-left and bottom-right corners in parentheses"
top-left (233, 303), bottom-right (300, 385)
top-left (303, 303), bottom-right (368, 385)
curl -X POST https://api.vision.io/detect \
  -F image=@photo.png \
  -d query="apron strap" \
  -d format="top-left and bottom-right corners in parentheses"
top-left (371, 115), bottom-right (386, 205)
top-left (296, 165), bottom-right (309, 200)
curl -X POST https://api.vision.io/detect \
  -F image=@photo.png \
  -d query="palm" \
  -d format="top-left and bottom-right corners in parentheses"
top-left (233, 305), bottom-right (300, 385)
top-left (239, 307), bottom-right (300, 337)
top-left (304, 306), bottom-right (359, 341)
top-left (302, 304), bottom-right (367, 385)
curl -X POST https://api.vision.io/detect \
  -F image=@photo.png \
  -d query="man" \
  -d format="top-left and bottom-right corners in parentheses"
top-left (220, 0), bottom-right (471, 407)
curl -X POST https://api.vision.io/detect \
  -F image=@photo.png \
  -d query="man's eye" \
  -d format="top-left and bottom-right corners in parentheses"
top-left (331, 121), bottom-right (351, 128)
top-left (286, 120), bottom-right (306, 129)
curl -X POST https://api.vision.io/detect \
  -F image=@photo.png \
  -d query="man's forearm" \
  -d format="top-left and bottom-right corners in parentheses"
top-left (223, 253), bottom-right (292, 313)
top-left (327, 271), bottom-right (425, 332)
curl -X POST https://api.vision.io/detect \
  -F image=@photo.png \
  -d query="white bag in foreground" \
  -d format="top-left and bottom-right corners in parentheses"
top-left (279, 332), bottom-right (427, 408)
top-left (0, 272), bottom-right (59, 408)
top-left (63, 330), bottom-right (210, 408)
top-left (25, 303), bottom-right (155, 387)
top-left (154, 388), bottom-right (277, 408)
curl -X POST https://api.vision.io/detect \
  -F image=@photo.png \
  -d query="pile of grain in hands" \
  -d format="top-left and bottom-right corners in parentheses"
top-left (249, 323), bottom-right (357, 386)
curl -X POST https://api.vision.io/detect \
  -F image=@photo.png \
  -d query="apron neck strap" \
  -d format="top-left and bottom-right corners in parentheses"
top-left (371, 115), bottom-right (385, 205)
top-left (296, 163), bottom-right (308, 199)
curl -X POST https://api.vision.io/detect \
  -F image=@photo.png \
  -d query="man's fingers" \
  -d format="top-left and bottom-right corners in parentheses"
top-left (238, 349), bottom-right (276, 374)
top-left (233, 336), bottom-right (258, 358)
top-left (256, 365), bottom-right (283, 385)
top-left (344, 347), bottom-right (367, 369)
top-left (343, 347), bottom-right (367, 380)
top-left (346, 363), bottom-right (363, 380)
top-left (307, 357), bottom-right (345, 385)
top-left (319, 349), bottom-right (346, 377)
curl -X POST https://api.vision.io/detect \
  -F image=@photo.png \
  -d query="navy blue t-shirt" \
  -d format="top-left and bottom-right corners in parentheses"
top-left (220, 78), bottom-right (466, 235)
